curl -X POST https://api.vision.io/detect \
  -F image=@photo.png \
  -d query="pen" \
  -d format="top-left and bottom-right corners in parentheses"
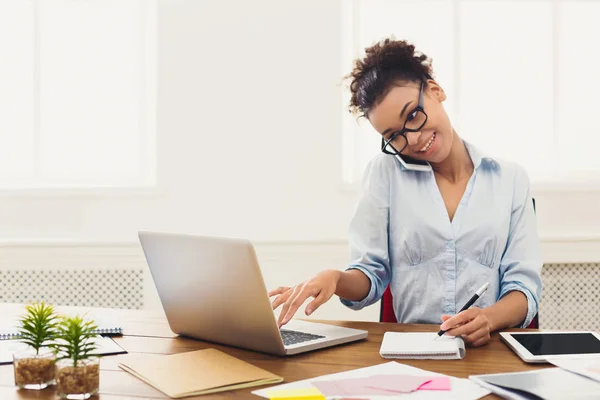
top-left (437, 282), bottom-right (489, 337)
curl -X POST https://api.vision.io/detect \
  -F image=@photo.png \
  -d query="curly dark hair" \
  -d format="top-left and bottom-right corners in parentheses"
top-left (346, 38), bottom-right (433, 117)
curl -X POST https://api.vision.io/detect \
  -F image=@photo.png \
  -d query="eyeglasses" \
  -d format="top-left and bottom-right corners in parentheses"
top-left (380, 81), bottom-right (428, 155)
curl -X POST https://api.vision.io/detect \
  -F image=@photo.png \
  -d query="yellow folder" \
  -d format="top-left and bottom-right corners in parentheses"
top-left (118, 348), bottom-right (283, 398)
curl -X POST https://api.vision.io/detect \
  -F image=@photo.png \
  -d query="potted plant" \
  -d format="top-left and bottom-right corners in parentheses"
top-left (13, 302), bottom-right (59, 390)
top-left (53, 315), bottom-right (101, 399)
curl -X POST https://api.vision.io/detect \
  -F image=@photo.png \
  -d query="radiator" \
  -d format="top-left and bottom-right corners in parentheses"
top-left (0, 269), bottom-right (144, 309)
top-left (539, 263), bottom-right (600, 330)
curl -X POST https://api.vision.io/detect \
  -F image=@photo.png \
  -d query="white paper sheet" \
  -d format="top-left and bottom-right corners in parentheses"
top-left (549, 357), bottom-right (600, 383)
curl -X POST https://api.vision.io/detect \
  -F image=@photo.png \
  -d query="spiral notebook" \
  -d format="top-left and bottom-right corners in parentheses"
top-left (0, 321), bottom-right (122, 340)
top-left (380, 332), bottom-right (466, 360)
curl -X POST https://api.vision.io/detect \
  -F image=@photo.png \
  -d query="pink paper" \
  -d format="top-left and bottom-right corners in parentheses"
top-left (311, 374), bottom-right (443, 396)
top-left (312, 379), bottom-right (401, 396)
top-left (418, 376), bottom-right (451, 391)
top-left (364, 375), bottom-right (433, 393)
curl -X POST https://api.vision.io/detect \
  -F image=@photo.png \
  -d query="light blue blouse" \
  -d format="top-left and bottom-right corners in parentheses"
top-left (341, 141), bottom-right (542, 328)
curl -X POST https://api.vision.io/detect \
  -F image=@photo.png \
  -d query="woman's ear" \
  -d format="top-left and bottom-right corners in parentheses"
top-left (427, 80), bottom-right (447, 102)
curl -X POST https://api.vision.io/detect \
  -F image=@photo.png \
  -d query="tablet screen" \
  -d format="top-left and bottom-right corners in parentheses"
top-left (512, 333), bottom-right (600, 356)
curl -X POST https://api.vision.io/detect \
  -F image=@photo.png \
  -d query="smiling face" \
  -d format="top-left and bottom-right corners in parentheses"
top-left (368, 80), bottom-right (453, 164)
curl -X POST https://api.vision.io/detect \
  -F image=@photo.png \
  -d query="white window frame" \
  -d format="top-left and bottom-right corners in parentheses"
top-left (340, 0), bottom-right (600, 194)
top-left (0, 0), bottom-right (157, 197)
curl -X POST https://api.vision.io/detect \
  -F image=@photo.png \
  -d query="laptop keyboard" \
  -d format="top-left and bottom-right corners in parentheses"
top-left (280, 329), bottom-right (325, 346)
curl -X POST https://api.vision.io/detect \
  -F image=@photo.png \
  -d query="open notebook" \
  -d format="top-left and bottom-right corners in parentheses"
top-left (119, 348), bottom-right (283, 398)
top-left (380, 332), bottom-right (466, 360)
top-left (0, 336), bottom-right (127, 365)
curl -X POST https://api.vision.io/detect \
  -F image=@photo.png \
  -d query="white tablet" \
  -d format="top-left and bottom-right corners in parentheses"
top-left (500, 331), bottom-right (600, 363)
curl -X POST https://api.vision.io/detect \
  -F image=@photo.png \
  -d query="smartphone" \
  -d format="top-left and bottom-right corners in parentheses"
top-left (395, 154), bottom-right (432, 171)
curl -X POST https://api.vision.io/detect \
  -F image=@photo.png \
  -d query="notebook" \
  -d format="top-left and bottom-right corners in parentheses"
top-left (470, 368), bottom-right (600, 400)
top-left (379, 332), bottom-right (466, 360)
top-left (118, 348), bottom-right (283, 398)
top-left (0, 336), bottom-right (127, 365)
top-left (0, 316), bottom-right (123, 340)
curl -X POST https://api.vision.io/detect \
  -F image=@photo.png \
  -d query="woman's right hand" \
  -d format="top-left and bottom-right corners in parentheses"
top-left (268, 269), bottom-right (342, 328)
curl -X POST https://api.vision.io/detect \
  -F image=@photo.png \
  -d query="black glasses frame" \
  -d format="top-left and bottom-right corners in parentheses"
top-left (380, 81), bottom-right (428, 155)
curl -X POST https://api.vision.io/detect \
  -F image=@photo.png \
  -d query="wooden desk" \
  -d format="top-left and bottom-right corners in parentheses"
top-left (0, 304), bottom-right (549, 399)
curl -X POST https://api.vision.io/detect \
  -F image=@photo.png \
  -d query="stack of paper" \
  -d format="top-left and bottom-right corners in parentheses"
top-left (253, 361), bottom-right (490, 399)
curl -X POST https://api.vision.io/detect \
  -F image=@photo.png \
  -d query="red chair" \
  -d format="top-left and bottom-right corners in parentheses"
top-left (379, 285), bottom-right (397, 323)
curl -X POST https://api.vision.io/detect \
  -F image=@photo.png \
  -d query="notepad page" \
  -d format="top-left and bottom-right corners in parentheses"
top-left (380, 332), bottom-right (466, 360)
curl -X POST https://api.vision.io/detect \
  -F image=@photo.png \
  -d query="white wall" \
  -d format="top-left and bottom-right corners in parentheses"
top-left (0, 0), bottom-right (352, 243)
top-left (1, 0), bottom-right (600, 317)
top-left (1, 0), bottom-right (600, 246)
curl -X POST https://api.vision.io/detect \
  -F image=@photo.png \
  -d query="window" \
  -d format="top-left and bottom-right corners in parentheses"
top-left (341, 0), bottom-right (600, 189)
top-left (0, 0), bottom-right (156, 190)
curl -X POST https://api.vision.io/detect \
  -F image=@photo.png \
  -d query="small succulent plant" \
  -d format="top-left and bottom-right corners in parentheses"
top-left (17, 302), bottom-right (59, 355)
top-left (53, 315), bottom-right (99, 367)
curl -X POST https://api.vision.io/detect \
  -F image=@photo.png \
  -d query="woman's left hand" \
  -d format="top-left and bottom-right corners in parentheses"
top-left (440, 308), bottom-right (493, 347)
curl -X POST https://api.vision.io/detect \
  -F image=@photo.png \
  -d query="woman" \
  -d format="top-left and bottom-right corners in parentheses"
top-left (269, 39), bottom-right (542, 347)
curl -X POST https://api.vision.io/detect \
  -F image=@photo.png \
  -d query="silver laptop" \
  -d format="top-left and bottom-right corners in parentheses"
top-left (138, 231), bottom-right (368, 355)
